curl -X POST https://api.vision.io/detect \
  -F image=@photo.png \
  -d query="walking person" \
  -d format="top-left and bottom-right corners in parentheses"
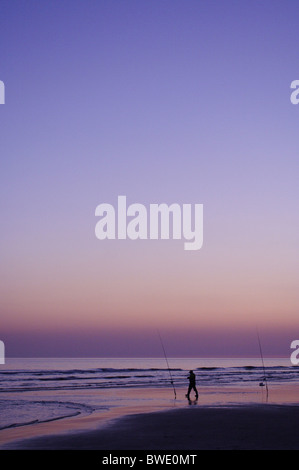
top-left (186, 370), bottom-right (198, 400)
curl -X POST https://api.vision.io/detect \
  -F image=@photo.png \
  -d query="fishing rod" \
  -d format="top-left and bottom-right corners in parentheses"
top-left (157, 331), bottom-right (177, 399)
top-left (256, 328), bottom-right (268, 396)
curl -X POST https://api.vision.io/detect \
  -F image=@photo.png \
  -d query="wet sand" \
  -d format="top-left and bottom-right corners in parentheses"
top-left (2, 404), bottom-right (299, 450)
top-left (2, 385), bottom-right (299, 450)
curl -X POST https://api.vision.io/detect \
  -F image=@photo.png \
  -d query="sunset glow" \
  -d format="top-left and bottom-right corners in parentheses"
top-left (1, 0), bottom-right (298, 358)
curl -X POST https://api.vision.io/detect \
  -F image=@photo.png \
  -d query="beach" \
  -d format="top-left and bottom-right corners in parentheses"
top-left (2, 403), bottom-right (299, 450)
top-left (2, 383), bottom-right (299, 450)
top-left (1, 358), bottom-right (299, 450)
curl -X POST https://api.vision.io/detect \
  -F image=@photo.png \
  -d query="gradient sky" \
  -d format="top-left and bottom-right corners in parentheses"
top-left (1, 0), bottom-right (299, 357)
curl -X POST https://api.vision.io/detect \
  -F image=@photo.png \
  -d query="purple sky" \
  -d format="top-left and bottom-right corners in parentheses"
top-left (1, 0), bottom-right (299, 357)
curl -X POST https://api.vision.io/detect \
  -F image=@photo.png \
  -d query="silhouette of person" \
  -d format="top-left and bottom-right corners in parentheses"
top-left (186, 370), bottom-right (198, 400)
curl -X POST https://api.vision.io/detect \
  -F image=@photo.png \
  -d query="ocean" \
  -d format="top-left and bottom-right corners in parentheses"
top-left (0, 357), bottom-right (297, 432)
